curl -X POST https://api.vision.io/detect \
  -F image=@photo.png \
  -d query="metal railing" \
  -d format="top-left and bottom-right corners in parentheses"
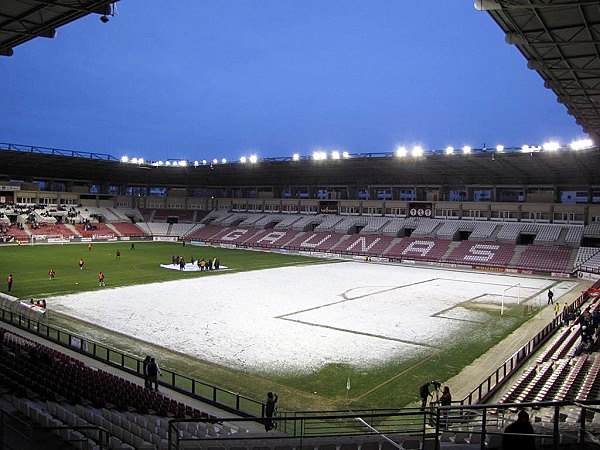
top-left (166, 400), bottom-right (600, 450)
top-left (0, 307), bottom-right (265, 418)
top-left (461, 279), bottom-right (600, 405)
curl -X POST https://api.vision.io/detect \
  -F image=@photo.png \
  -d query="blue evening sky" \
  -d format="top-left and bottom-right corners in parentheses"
top-left (0, 0), bottom-right (586, 162)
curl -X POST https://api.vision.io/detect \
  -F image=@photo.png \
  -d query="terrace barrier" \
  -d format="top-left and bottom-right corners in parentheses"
top-left (0, 307), bottom-right (265, 419)
top-left (461, 279), bottom-right (600, 405)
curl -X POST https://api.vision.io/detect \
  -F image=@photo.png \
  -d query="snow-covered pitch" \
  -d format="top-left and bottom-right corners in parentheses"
top-left (48, 261), bottom-right (579, 375)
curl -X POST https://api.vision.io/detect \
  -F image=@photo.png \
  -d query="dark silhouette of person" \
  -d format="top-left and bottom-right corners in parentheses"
top-left (142, 355), bottom-right (151, 388)
top-left (264, 392), bottom-right (278, 431)
top-left (7, 274), bottom-right (13, 292)
top-left (146, 357), bottom-right (160, 391)
top-left (502, 410), bottom-right (536, 449)
top-left (419, 382), bottom-right (432, 410)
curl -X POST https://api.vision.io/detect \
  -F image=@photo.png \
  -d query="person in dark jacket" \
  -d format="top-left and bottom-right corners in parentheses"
top-left (502, 410), bottom-right (536, 449)
top-left (142, 355), bottom-right (152, 389)
top-left (146, 357), bottom-right (161, 392)
top-left (264, 392), bottom-right (278, 431)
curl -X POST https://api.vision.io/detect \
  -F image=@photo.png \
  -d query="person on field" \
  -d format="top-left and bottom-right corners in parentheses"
top-left (115, 249), bottom-right (121, 260)
top-left (98, 272), bottom-right (105, 287)
top-left (7, 274), bottom-right (13, 292)
top-left (79, 258), bottom-right (85, 270)
top-left (48, 268), bottom-right (55, 281)
top-left (88, 242), bottom-right (93, 251)
top-left (547, 289), bottom-right (554, 305)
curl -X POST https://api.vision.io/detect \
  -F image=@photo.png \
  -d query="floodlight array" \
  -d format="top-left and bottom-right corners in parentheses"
top-left (121, 137), bottom-right (595, 168)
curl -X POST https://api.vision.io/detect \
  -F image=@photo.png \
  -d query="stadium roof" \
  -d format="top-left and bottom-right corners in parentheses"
top-left (0, 0), bottom-right (116, 57)
top-left (480, 0), bottom-right (600, 144)
top-left (1, 144), bottom-right (599, 189)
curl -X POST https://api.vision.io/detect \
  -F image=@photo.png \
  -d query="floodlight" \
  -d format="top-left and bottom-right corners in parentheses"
top-left (138, 158), bottom-right (144, 164)
top-left (240, 156), bottom-right (247, 164)
top-left (396, 146), bottom-right (407, 157)
top-left (202, 160), bottom-right (207, 165)
top-left (495, 145), bottom-right (504, 152)
top-left (292, 153), bottom-right (300, 161)
top-left (412, 146), bottom-right (423, 157)
top-left (100, 15), bottom-right (110, 23)
top-left (249, 154), bottom-right (258, 164)
top-left (120, 156), bottom-right (129, 163)
top-left (445, 146), bottom-right (454, 155)
top-left (166, 161), bottom-right (171, 166)
top-left (542, 142), bottom-right (560, 152)
top-left (462, 146), bottom-right (471, 154)
top-left (179, 161), bottom-right (187, 167)
top-left (194, 160), bottom-right (199, 167)
top-left (521, 145), bottom-right (530, 152)
top-left (131, 158), bottom-right (138, 164)
top-left (570, 139), bottom-right (593, 150)
top-left (221, 158), bottom-right (227, 164)
top-left (342, 151), bottom-right (350, 158)
top-left (158, 160), bottom-right (163, 166)
top-left (331, 151), bottom-right (340, 160)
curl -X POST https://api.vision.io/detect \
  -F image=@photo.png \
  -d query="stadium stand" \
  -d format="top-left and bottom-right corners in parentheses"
top-left (273, 214), bottom-right (304, 229)
top-left (515, 246), bottom-right (575, 273)
top-left (409, 219), bottom-right (441, 237)
top-left (444, 241), bottom-right (516, 267)
top-left (380, 218), bottom-right (406, 236)
top-left (285, 231), bottom-right (345, 252)
top-left (243, 229), bottom-right (301, 248)
top-left (361, 217), bottom-right (391, 234)
top-left (291, 215), bottom-right (326, 231)
top-left (384, 237), bottom-right (452, 262)
top-left (253, 214), bottom-right (286, 228)
top-left (72, 223), bottom-right (116, 239)
top-left (0, 328), bottom-right (250, 450)
top-left (336, 235), bottom-right (396, 256)
top-left (240, 214), bottom-right (267, 226)
top-left (313, 215), bottom-right (344, 231)
top-left (333, 217), bottom-right (368, 234)
top-left (110, 222), bottom-right (148, 237)
top-left (144, 223), bottom-right (170, 237)
top-left (186, 225), bottom-right (226, 241)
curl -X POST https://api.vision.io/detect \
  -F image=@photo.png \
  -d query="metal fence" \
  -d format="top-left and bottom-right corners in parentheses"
top-left (0, 307), bottom-right (265, 419)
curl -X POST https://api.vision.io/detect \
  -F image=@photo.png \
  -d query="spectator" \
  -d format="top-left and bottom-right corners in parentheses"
top-left (146, 357), bottom-right (161, 391)
top-left (439, 386), bottom-right (452, 428)
top-left (142, 355), bottom-right (151, 389)
top-left (264, 392), bottom-right (278, 431)
top-left (502, 410), bottom-right (536, 450)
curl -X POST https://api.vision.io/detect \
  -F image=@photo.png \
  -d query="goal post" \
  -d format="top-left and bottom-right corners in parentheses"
top-left (501, 283), bottom-right (521, 315)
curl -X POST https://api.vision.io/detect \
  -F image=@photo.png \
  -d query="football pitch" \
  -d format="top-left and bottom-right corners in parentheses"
top-left (0, 242), bottom-right (581, 410)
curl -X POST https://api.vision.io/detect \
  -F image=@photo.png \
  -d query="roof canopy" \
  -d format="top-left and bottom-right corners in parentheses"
top-left (0, 0), bottom-right (116, 56)
top-left (479, 0), bottom-right (600, 143)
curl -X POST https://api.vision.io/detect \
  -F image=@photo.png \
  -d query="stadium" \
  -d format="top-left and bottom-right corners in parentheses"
top-left (2, 0), bottom-right (600, 449)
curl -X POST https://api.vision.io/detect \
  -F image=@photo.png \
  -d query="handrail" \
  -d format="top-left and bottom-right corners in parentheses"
top-left (461, 279), bottom-right (600, 405)
top-left (166, 399), bottom-right (600, 450)
top-left (0, 307), bottom-right (265, 418)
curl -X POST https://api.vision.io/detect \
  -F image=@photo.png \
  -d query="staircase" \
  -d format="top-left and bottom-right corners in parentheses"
top-left (329, 234), bottom-right (352, 251)
top-left (508, 245), bottom-right (527, 267)
top-left (441, 241), bottom-right (461, 261)
top-left (64, 223), bottom-right (81, 237)
top-left (105, 223), bottom-right (122, 237)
